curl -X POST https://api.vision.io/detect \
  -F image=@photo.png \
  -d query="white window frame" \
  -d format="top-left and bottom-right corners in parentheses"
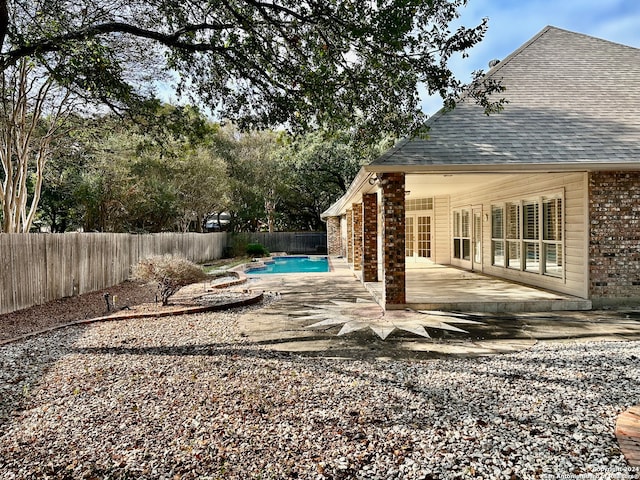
top-left (491, 192), bottom-right (564, 278)
top-left (452, 208), bottom-right (471, 261)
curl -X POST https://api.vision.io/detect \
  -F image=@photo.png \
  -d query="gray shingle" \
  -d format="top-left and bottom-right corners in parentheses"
top-left (371, 26), bottom-right (640, 169)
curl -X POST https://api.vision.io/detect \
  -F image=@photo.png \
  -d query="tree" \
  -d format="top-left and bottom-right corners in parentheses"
top-left (37, 131), bottom-right (88, 232)
top-left (0, 58), bottom-right (75, 232)
top-left (54, 105), bottom-right (233, 233)
top-left (131, 103), bottom-right (232, 233)
top-left (173, 146), bottom-right (230, 233)
top-left (1, 0), bottom-right (504, 143)
top-left (277, 130), bottom-right (388, 230)
top-left (220, 127), bottom-right (288, 232)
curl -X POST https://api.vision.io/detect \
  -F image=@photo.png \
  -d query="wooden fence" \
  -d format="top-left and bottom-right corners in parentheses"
top-left (242, 232), bottom-right (327, 254)
top-left (0, 232), bottom-right (228, 315)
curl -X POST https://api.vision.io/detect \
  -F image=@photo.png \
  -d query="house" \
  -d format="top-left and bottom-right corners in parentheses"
top-left (321, 26), bottom-right (640, 311)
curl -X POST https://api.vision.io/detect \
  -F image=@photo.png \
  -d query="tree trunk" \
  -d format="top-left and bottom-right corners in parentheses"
top-left (0, 59), bottom-right (72, 232)
top-left (0, 0), bottom-right (7, 53)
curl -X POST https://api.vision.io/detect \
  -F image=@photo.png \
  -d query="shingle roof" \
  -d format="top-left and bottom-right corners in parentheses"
top-left (369, 26), bottom-right (640, 170)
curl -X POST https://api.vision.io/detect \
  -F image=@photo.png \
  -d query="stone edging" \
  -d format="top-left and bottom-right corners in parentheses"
top-left (206, 269), bottom-right (248, 289)
top-left (0, 292), bottom-right (264, 348)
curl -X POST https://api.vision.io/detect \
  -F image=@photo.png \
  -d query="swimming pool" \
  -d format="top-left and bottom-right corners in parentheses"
top-left (247, 256), bottom-right (329, 274)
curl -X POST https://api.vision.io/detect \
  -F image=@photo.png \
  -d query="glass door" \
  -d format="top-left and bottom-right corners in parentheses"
top-left (406, 214), bottom-right (432, 264)
top-left (405, 216), bottom-right (415, 261)
top-left (417, 215), bottom-right (432, 262)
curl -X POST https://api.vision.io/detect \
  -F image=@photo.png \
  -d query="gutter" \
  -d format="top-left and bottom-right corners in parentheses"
top-left (320, 168), bottom-right (375, 219)
top-left (364, 162), bottom-right (640, 175)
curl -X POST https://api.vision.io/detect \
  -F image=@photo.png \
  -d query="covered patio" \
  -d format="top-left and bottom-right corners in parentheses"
top-left (323, 27), bottom-right (640, 312)
top-left (357, 262), bottom-right (592, 313)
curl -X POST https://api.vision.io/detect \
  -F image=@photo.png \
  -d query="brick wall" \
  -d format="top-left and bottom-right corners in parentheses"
top-left (352, 203), bottom-right (363, 271)
top-left (326, 216), bottom-right (342, 256)
top-left (380, 173), bottom-right (406, 306)
top-left (362, 193), bottom-right (378, 282)
top-left (589, 171), bottom-right (640, 303)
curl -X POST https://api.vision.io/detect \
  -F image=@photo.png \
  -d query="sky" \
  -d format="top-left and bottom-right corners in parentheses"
top-left (421, 0), bottom-right (640, 115)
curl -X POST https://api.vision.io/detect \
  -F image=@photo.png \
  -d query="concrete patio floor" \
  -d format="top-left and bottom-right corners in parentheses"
top-left (363, 262), bottom-right (592, 312)
top-left (237, 257), bottom-right (640, 360)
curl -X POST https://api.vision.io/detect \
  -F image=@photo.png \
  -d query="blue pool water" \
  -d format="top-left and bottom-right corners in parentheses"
top-left (248, 256), bottom-right (329, 274)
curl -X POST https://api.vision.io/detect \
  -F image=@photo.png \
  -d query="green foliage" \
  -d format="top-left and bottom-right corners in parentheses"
top-left (275, 130), bottom-right (388, 230)
top-left (2, 0), bottom-right (503, 143)
top-left (131, 254), bottom-right (207, 306)
top-left (35, 109), bottom-right (377, 233)
top-left (227, 233), bottom-right (251, 258)
top-left (225, 129), bottom-right (288, 232)
top-left (50, 104), bottom-right (232, 233)
top-left (38, 123), bottom-right (89, 232)
top-left (246, 243), bottom-right (269, 257)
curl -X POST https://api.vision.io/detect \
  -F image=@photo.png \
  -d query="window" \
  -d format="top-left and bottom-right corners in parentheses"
top-left (491, 194), bottom-right (563, 277)
top-left (406, 198), bottom-right (433, 211)
top-left (418, 216), bottom-right (431, 258)
top-left (523, 202), bottom-right (539, 273)
top-left (506, 202), bottom-right (520, 269)
top-left (491, 206), bottom-right (505, 266)
top-left (543, 197), bottom-right (563, 277)
top-left (453, 209), bottom-right (471, 260)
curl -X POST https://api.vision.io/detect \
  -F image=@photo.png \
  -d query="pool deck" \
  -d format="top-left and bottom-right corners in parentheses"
top-left (240, 257), bottom-right (640, 359)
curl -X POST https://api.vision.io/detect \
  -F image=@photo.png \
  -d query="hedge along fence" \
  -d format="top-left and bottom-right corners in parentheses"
top-left (0, 232), bottom-right (228, 315)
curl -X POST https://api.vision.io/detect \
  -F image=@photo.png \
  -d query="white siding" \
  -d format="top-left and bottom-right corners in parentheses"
top-left (413, 172), bottom-right (588, 298)
top-left (434, 195), bottom-right (451, 264)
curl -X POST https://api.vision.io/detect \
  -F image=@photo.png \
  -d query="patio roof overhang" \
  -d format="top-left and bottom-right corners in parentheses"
top-left (321, 168), bottom-right (376, 219)
top-left (365, 161), bottom-right (640, 174)
top-left (322, 160), bottom-right (640, 220)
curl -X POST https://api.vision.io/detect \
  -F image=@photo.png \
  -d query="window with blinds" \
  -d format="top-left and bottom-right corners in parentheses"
top-left (491, 193), bottom-right (563, 278)
top-left (523, 202), bottom-right (539, 272)
top-left (505, 203), bottom-right (521, 269)
top-left (491, 206), bottom-right (505, 267)
top-left (543, 197), bottom-right (563, 276)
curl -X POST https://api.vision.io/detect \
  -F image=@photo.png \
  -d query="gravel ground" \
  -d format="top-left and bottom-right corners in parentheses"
top-left (1, 305), bottom-right (640, 479)
top-left (0, 281), bottom-right (158, 343)
top-left (0, 276), bottom-right (245, 344)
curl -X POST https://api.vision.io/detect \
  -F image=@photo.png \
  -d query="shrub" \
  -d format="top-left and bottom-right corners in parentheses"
top-left (227, 232), bottom-right (250, 257)
top-left (246, 243), bottom-right (269, 257)
top-left (131, 254), bottom-right (207, 306)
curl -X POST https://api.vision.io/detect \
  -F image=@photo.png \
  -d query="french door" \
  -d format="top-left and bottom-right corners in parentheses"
top-left (406, 214), bottom-right (432, 264)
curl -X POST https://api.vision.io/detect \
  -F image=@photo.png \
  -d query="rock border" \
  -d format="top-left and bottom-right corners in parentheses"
top-left (207, 269), bottom-right (248, 289)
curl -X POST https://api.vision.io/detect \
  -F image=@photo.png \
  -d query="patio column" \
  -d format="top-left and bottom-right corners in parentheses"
top-left (380, 172), bottom-right (406, 307)
top-left (346, 208), bottom-right (353, 264)
top-left (326, 216), bottom-right (341, 256)
top-left (352, 202), bottom-right (363, 271)
top-left (362, 193), bottom-right (378, 282)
